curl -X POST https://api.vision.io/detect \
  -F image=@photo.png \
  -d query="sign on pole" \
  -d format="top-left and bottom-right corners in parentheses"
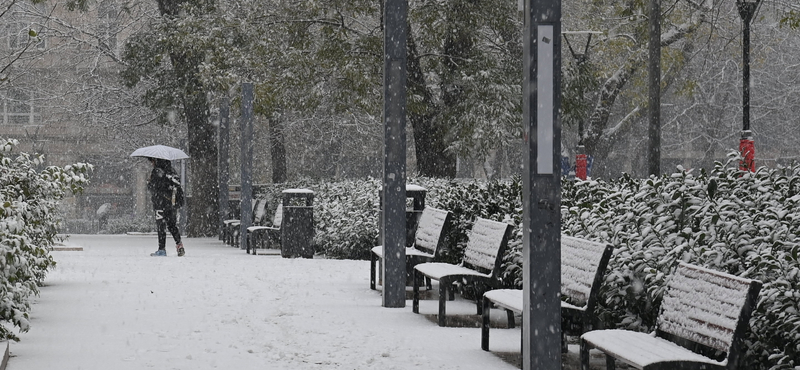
top-left (522, 0), bottom-right (562, 369)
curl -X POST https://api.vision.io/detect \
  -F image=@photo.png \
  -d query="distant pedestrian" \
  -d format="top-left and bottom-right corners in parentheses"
top-left (147, 158), bottom-right (185, 257)
top-left (96, 202), bottom-right (112, 231)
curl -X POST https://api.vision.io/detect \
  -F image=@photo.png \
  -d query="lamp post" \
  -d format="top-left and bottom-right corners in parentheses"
top-left (737, 0), bottom-right (761, 172)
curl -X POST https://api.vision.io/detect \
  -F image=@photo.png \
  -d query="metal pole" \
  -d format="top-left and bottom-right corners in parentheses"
top-left (647, 0), bottom-right (661, 176)
top-left (218, 97), bottom-right (230, 239)
top-left (742, 11), bottom-right (751, 133)
top-left (180, 159), bottom-right (186, 233)
top-left (239, 83), bottom-right (254, 249)
top-left (522, 0), bottom-right (561, 368)
top-left (382, 0), bottom-right (408, 308)
top-left (737, 0), bottom-right (758, 172)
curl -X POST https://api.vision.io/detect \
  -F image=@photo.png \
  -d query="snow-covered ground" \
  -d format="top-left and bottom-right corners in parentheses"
top-left (9, 234), bottom-right (594, 370)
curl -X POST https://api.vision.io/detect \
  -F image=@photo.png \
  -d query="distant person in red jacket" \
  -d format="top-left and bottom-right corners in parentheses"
top-left (147, 158), bottom-right (185, 257)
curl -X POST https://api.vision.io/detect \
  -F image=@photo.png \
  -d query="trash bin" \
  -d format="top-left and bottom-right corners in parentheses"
top-left (378, 184), bottom-right (427, 247)
top-left (281, 189), bottom-right (315, 258)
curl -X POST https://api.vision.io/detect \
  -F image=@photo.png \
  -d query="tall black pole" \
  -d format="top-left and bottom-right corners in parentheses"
top-left (382, 0), bottom-right (408, 308)
top-left (737, 0), bottom-right (758, 171)
top-left (742, 18), bottom-right (751, 133)
top-left (239, 83), bottom-right (254, 249)
top-left (218, 96), bottom-right (230, 239)
top-left (647, 0), bottom-right (661, 176)
top-left (522, 0), bottom-right (561, 368)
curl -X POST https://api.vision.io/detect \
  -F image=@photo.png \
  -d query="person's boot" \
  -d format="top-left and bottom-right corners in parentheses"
top-left (176, 242), bottom-right (185, 257)
top-left (150, 249), bottom-right (167, 257)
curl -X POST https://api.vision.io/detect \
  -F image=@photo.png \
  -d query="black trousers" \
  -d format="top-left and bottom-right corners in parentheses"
top-left (155, 208), bottom-right (181, 249)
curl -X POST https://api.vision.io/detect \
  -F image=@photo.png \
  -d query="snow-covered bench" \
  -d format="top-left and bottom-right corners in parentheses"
top-left (412, 217), bottom-right (513, 327)
top-left (580, 262), bottom-right (762, 370)
top-left (369, 206), bottom-right (452, 290)
top-left (223, 198), bottom-right (267, 247)
top-left (480, 235), bottom-right (614, 353)
top-left (246, 203), bottom-right (283, 254)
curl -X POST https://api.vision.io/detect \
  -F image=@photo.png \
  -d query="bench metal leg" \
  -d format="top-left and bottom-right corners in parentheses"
top-left (605, 353), bottom-right (616, 370)
top-left (412, 270), bottom-right (421, 314)
top-left (580, 339), bottom-right (591, 370)
top-left (481, 297), bottom-right (491, 351)
top-left (438, 278), bottom-right (448, 327)
top-left (369, 252), bottom-right (377, 290)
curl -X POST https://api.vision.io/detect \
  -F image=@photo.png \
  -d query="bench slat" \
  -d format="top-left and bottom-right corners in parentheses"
top-left (414, 207), bottom-right (450, 256)
top-left (581, 262), bottom-right (762, 370)
top-left (462, 218), bottom-right (512, 273)
top-left (561, 235), bottom-right (610, 306)
top-left (658, 263), bottom-right (754, 353)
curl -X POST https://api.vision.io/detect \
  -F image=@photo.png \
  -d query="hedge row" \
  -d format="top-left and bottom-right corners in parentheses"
top-left (0, 139), bottom-right (91, 340)
top-left (281, 155), bottom-right (796, 369)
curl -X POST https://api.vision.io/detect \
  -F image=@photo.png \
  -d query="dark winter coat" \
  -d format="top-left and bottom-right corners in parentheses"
top-left (147, 159), bottom-right (181, 210)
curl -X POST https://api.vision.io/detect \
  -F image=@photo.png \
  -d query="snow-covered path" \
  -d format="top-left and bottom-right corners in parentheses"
top-left (9, 234), bottom-right (539, 370)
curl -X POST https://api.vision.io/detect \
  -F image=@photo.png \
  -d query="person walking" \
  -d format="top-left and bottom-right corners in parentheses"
top-left (147, 157), bottom-right (185, 257)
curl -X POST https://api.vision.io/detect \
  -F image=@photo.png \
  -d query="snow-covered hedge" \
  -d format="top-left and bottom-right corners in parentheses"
top-left (0, 139), bottom-right (91, 340)
top-left (560, 155), bottom-right (800, 370)
top-left (274, 159), bottom-right (798, 369)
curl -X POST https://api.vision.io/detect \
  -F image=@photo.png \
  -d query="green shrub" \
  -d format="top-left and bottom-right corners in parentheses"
top-left (0, 139), bottom-right (91, 340)
top-left (561, 154), bottom-right (800, 370)
top-left (277, 158), bottom-right (798, 369)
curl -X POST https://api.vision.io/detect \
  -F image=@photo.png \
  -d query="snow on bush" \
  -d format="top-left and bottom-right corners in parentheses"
top-left (264, 159), bottom-right (797, 369)
top-left (0, 138), bottom-right (91, 340)
top-left (561, 154), bottom-right (800, 370)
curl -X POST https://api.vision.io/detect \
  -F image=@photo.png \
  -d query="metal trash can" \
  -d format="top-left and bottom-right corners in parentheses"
top-left (281, 189), bottom-right (315, 258)
top-left (378, 184), bottom-right (427, 247)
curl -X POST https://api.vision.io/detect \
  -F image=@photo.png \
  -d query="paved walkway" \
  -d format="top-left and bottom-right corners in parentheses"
top-left (8, 234), bottom-right (600, 370)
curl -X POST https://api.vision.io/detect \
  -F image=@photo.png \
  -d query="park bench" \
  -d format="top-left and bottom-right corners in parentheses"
top-left (580, 262), bottom-right (762, 370)
top-left (412, 217), bottom-right (513, 327)
top-left (246, 203), bottom-right (283, 255)
top-left (480, 235), bottom-right (614, 353)
top-left (224, 198), bottom-right (266, 247)
top-left (369, 206), bottom-right (452, 290)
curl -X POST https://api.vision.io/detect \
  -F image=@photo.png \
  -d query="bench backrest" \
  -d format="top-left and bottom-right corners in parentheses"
top-left (656, 262), bottom-right (762, 365)
top-left (253, 199), bottom-right (268, 225)
top-left (560, 235), bottom-right (614, 310)
top-left (461, 217), bottom-right (513, 278)
top-left (272, 204), bottom-right (283, 227)
top-left (413, 207), bottom-right (452, 257)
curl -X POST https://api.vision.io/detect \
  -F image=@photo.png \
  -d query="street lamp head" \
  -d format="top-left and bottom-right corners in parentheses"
top-left (737, 0), bottom-right (762, 23)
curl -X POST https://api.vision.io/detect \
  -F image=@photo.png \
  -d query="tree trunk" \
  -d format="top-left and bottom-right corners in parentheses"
top-left (183, 87), bottom-right (219, 237)
top-left (406, 26), bottom-right (456, 178)
top-left (269, 116), bottom-right (286, 183)
top-left (158, 0), bottom-right (218, 236)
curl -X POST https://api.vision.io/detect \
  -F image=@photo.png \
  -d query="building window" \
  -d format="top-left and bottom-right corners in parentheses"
top-left (1, 89), bottom-right (40, 125)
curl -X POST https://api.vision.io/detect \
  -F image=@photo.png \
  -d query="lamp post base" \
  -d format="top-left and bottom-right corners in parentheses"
top-left (739, 131), bottom-right (755, 172)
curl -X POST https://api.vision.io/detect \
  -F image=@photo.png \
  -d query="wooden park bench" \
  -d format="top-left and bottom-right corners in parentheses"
top-left (246, 203), bottom-right (283, 255)
top-left (369, 206), bottom-right (452, 290)
top-left (412, 217), bottom-right (513, 327)
top-left (480, 235), bottom-right (614, 353)
top-left (223, 198), bottom-right (266, 247)
top-left (580, 262), bottom-right (762, 370)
